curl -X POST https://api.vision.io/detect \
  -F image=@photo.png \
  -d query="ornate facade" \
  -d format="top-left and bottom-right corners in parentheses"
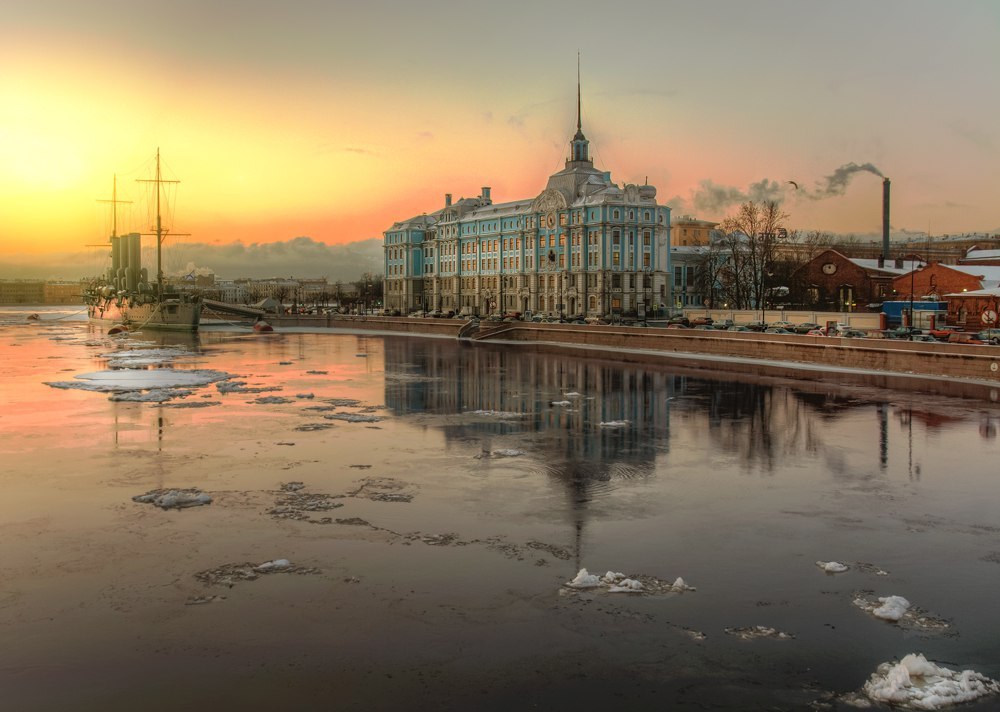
top-left (383, 94), bottom-right (672, 318)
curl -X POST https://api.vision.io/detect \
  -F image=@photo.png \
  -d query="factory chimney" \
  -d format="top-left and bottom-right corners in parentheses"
top-left (882, 178), bottom-right (891, 261)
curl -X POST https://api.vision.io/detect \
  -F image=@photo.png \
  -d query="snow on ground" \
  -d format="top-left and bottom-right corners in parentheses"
top-left (862, 654), bottom-right (1000, 709)
top-left (46, 369), bottom-right (232, 393)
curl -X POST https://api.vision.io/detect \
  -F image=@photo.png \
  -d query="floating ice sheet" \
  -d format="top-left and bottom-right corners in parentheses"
top-left (46, 368), bottom-right (231, 393)
top-left (563, 568), bottom-right (693, 595)
top-left (132, 488), bottom-right (213, 510)
top-left (862, 653), bottom-right (999, 709)
top-left (816, 560), bottom-right (849, 573)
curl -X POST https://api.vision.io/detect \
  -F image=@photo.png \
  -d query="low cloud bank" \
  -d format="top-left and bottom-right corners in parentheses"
top-left (2, 236), bottom-right (383, 282)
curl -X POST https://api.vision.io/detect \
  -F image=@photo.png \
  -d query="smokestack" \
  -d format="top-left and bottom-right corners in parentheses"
top-left (445, 193), bottom-right (452, 207)
top-left (882, 178), bottom-right (890, 261)
top-left (481, 186), bottom-right (491, 203)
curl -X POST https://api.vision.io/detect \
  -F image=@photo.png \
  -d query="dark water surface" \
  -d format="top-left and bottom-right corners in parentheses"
top-left (2, 309), bottom-right (999, 711)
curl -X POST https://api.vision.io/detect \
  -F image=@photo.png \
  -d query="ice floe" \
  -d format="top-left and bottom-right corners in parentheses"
top-left (549, 400), bottom-right (572, 407)
top-left (724, 626), bottom-right (795, 641)
top-left (599, 420), bottom-right (630, 428)
top-left (46, 368), bottom-right (231, 393)
top-left (132, 488), bottom-right (212, 509)
top-left (474, 448), bottom-right (526, 459)
top-left (563, 568), bottom-right (693, 595)
top-left (467, 409), bottom-right (524, 419)
top-left (252, 396), bottom-right (295, 404)
top-left (194, 559), bottom-right (320, 587)
top-left (216, 380), bottom-right (281, 394)
top-left (816, 560), bottom-right (850, 573)
top-left (110, 388), bottom-right (194, 403)
top-left (322, 412), bottom-right (384, 423)
top-left (862, 653), bottom-right (999, 709)
top-left (853, 592), bottom-right (951, 632)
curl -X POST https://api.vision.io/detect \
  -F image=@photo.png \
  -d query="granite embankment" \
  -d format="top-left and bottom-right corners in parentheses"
top-left (267, 314), bottom-right (1000, 399)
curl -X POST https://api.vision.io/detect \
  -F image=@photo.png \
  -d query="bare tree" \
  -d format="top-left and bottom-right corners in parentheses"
top-left (719, 201), bottom-right (790, 310)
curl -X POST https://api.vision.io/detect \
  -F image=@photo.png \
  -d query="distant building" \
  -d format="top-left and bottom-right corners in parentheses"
top-left (0, 280), bottom-right (84, 305)
top-left (791, 249), bottom-right (922, 311)
top-left (671, 216), bottom-right (719, 247)
top-left (383, 86), bottom-right (672, 318)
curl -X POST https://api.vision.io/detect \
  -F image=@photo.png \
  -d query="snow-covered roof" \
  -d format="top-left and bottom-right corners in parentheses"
top-left (945, 264), bottom-right (1000, 289)
top-left (944, 287), bottom-right (1000, 298)
top-left (963, 248), bottom-right (1000, 261)
top-left (849, 258), bottom-right (924, 275)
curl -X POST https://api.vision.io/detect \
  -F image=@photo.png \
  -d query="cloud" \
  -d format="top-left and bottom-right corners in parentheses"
top-left (801, 162), bottom-right (884, 199)
top-left (691, 178), bottom-right (785, 215)
top-left (0, 237), bottom-right (383, 282)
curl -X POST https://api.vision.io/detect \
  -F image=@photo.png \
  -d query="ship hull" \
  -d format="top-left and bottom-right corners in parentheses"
top-left (87, 297), bottom-right (202, 331)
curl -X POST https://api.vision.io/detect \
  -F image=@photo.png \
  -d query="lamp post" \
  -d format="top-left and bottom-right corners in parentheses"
top-left (907, 254), bottom-right (924, 330)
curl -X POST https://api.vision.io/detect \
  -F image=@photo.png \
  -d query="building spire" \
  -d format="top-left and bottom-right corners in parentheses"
top-left (577, 52), bottom-right (582, 133)
top-left (570, 53), bottom-right (591, 164)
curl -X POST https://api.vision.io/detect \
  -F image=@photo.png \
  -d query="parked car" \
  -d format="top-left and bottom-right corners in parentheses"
top-left (909, 334), bottom-right (938, 343)
top-left (712, 319), bottom-right (736, 330)
top-left (794, 322), bottom-right (822, 334)
top-left (764, 327), bottom-right (793, 334)
top-left (839, 329), bottom-right (868, 339)
top-left (727, 326), bottom-right (751, 332)
top-left (887, 326), bottom-right (922, 339)
top-left (770, 321), bottom-right (795, 330)
top-left (691, 316), bottom-right (714, 326)
top-left (666, 324), bottom-right (690, 330)
top-left (805, 329), bottom-right (827, 336)
top-left (693, 324), bottom-right (715, 330)
top-left (666, 315), bottom-right (690, 327)
top-left (928, 326), bottom-right (960, 341)
top-left (744, 321), bottom-right (768, 331)
top-left (408, 310), bottom-right (426, 318)
top-left (975, 329), bottom-right (1000, 345)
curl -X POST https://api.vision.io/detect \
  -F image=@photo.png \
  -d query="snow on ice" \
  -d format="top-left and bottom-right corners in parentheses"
top-left (816, 561), bottom-right (849, 573)
top-left (862, 653), bottom-right (999, 709)
top-left (132, 489), bottom-right (213, 510)
top-left (564, 569), bottom-right (693, 595)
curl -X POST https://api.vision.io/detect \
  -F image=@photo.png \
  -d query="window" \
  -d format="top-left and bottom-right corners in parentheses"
top-left (613, 209), bottom-right (620, 220)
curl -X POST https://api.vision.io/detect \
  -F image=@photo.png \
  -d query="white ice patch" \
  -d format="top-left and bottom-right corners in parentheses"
top-left (563, 392), bottom-right (582, 397)
top-left (599, 420), bottom-right (630, 428)
top-left (254, 559), bottom-right (291, 572)
top-left (46, 368), bottom-right (231, 393)
top-left (566, 568), bottom-right (602, 589)
top-left (872, 595), bottom-right (911, 621)
top-left (493, 449), bottom-right (525, 457)
top-left (817, 561), bottom-right (849, 573)
top-left (862, 653), bottom-right (1000, 709)
top-left (564, 569), bottom-right (692, 595)
top-left (549, 400), bottom-right (572, 407)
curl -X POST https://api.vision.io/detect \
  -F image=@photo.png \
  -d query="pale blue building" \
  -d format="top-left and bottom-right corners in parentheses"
top-left (384, 91), bottom-right (672, 319)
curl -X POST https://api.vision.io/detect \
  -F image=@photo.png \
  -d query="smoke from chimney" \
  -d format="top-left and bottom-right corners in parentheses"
top-left (686, 162), bottom-right (885, 215)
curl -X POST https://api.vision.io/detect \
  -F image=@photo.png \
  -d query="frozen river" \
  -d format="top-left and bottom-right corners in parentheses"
top-left (2, 308), bottom-right (999, 710)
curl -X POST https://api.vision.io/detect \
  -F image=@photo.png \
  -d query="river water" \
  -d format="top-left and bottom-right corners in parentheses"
top-left (2, 307), bottom-right (999, 711)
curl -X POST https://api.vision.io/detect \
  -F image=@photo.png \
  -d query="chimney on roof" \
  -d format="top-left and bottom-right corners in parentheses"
top-left (882, 178), bottom-right (891, 262)
top-left (481, 186), bottom-right (491, 203)
top-left (445, 193), bottom-right (452, 207)
top-left (878, 255), bottom-right (884, 268)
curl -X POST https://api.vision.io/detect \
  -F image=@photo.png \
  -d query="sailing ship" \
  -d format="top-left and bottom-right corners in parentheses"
top-left (84, 149), bottom-right (202, 331)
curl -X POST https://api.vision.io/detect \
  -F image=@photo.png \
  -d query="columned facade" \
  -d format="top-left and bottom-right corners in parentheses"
top-left (384, 97), bottom-right (672, 319)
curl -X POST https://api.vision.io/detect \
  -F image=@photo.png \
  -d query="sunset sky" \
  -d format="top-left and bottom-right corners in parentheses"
top-left (2, 0), bottom-right (998, 280)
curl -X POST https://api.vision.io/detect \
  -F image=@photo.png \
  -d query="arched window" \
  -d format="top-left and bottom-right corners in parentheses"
top-left (613, 209), bottom-right (620, 220)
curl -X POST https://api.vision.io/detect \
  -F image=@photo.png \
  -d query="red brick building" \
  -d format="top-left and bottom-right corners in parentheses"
top-left (791, 249), bottom-right (917, 312)
top-left (943, 288), bottom-right (1000, 330)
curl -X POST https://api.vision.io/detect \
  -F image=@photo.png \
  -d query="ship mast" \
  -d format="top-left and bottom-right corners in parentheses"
top-left (96, 174), bottom-right (131, 240)
top-left (137, 148), bottom-right (183, 296)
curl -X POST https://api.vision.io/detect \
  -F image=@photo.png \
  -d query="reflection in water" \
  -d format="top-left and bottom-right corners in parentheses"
top-left (381, 339), bottom-right (987, 483)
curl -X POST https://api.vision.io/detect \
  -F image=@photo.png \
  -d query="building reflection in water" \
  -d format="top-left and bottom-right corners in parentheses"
top-left (383, 339), bottom-right (994, 477)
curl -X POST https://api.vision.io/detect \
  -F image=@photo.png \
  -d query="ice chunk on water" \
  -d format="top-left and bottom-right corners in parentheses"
top-left (607, 578), bottom-right (643, 593)
top-left (566, 568), bottom-right (602, 588)
top-left (873, 595), bottom-right (911, 621)
top-left (132, 489), bottom-right (212, 510)
top-left (255, 559), bottom-right (291, 572)
top-left (863, 653), bottom-right (1000, 709)
top-left (816, 561), bottom-right (849, 573)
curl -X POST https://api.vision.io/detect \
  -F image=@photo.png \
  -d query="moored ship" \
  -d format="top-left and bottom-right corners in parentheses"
top-left (84, 150), bottom-right (202, 331)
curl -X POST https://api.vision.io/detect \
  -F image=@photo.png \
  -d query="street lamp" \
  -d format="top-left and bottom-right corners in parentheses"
top-left (907, 254), bottom-right (925, 330)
